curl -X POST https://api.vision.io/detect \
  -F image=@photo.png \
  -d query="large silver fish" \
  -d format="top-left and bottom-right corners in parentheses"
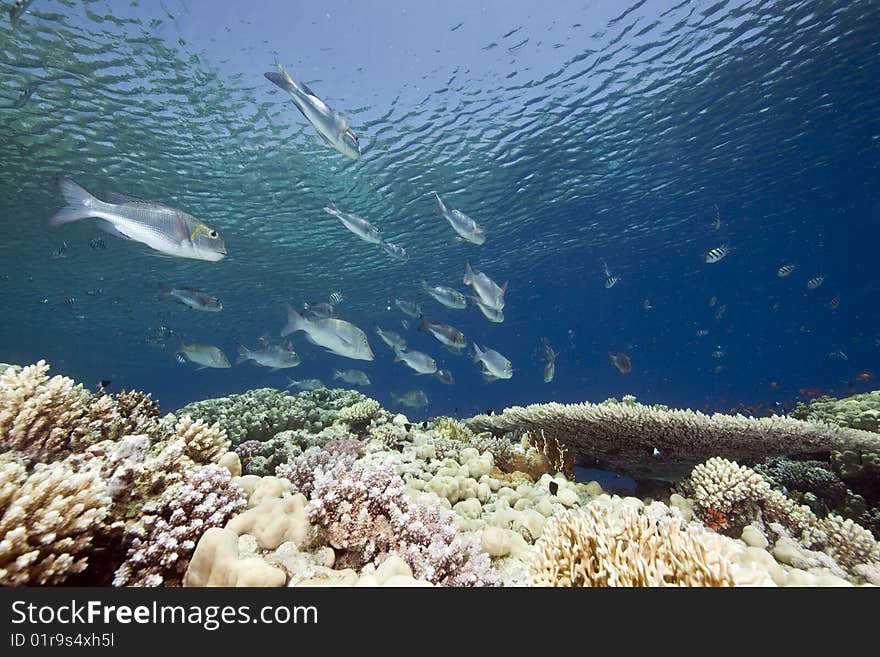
top-left (176, 341), bottom-right (231, 370)
top-left (433, 192), bottom-right (486, 245)
top-left (264, 61), bottom-right (360, 159)
top-left (393, 347), bottom-right (437, 375)
top-left (421, 280), bottom-right (467, 309)
top-left (391, 390), bottom-right (429, 408)
top-left (236, 342), bottom-right (301, 370)
top-left (285, 377), bottom-right (325, 391)
top-left (49, 177), bottom-right (226, 261)
top-left (471, 296), bottom-right (504, 323)
top-left (281, 305), bottom-right (374, 361)
top-left (375, 326), bottom-right (407, 351)
top-left (463, 260), bottom-right (506, 311)
top-left (323, 202), bottom-right (382, 244)
top-left (158, 284), bottom-right (222, 312)
top-left (333, 369), bottom-right (371, 386)
top-left (472, 343), bottom-right (513, 381)
top-left (418, 317), bottom-right (466, 351)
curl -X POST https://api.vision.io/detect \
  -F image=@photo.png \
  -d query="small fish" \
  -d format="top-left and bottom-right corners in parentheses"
top-left (601, 261), bottom-right (619, 288)
top-left (9, 0), bottom-right (35, 22)
top-left (236, 341), bottom-right (300, 370)
top-left (548, 481), bottom-right (559, 496)
top-left (704, 245), bottom-right (730, 264)
top-left (375, 326), bottom-right (407, 351)
top-left (401, 319), bottom-right (410, 331)
top-left (777, 264), bottom-right (796, 277)
top-left (714, 304), bottom-right (727, 320)
top-left (471, 297), bottom-right (504, 323)
top-left (712, 347), bottom-right (726, 359)
top-left (303, 301), bottom-right (336, 319)
top-left (652, 447), bottom-right (662, 458)
top-left (829, 296), bottom-right (840, 310)
top-left (391, 390), bottom-right (429, 408)
top-left (433, 192), bottom-right (486, 245)
top-left (49, 177), bottom-right (226, 261)
top-left (10, 81), bottom-right (39, 108)
top-left (419, 316), bottom-right (466, 351)
top-left (434, 369), bottom-right (455, 385)
top-left (328, 291), bottom-right (344, 305)
top-left (696, 329), bottom-right (709, 337)
top-left (395, 298), bottom-right (422, 318)
top-left (827, 350), bottom-right (848, 361)
top-left (99, 379), bottom-right (112, 390)
top-left (158, 284), bottom-right (222, 312)
top-left (380, 241), bottom-right (409, 262)
top-left (855, 371), bottom-right (874, 382)
top-left (609, 351), bottom-right (632, 374)
top-left (472, 343), bottom-right (513, 381)
top-left (806, 275), bottom-right (825, 290)
top-left (50, 241), bottom-right (67, 259)
top-left (541, 337), bottom-right (558, 383)
top-left (323, 203), bottom-right (381, 244)
top-left (708, 296), bottom-right (717, 308)
top-left (711, 205), bottom-right (721, 231)
top-left (264, 61), bottom-right (360, 159)
top-left (333, 368), bottom-right (371, 386)
top-left (176, 341), bottom-right (231, 369)
top-left (393, 347), bottom-right (438, 375)
top-left (281, 305), bottom-right (374, 361)
top-left (89, 236), bottom-right (107, 250)
top-left (463, 260), bottom-right (506, 311)
top-left (285, 377), bottom-right (325, 391)
top-left (643, 298), bottom-right (653, 310)
top-left (420, 280), bottom-right (467, 310)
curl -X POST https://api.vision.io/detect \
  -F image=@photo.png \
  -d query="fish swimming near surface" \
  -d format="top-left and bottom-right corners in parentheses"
top-left (434, 369), bottom-right (455, 385)
top-left (264, 61), bottom-right (360, 159)
top-left (394, 298), bottom-right (422, 318)
top-left (285, 377), bottom-right (325, 391)
top-left (9, 0), bottom-right (35, 22)
top-left (391, 390), bottom-right (429, 408)
top-left (380, 241), bottom-right (409, 262)
top-left (420, 280), bottom-right (468, 309)
top-left (433, 192), bottom-right (486, 245)
top-left (374, 326), bottom-right (407, 352)
top-left (333, 368), bottom-right (371, 386)
top-left (323, 203), bottom-right (382, 244)
top-left (418, 316), bottom-right (467, 351)
top-left (609, 351), bottom-right (632, 374)
top-left (777, 264), bottom-right (796, 277)
top-left (463, 260), bottom-right (506, 311)
top-left (471, 297), bottom-right (504, 323)
top-left (281, 305), bottom-right (374, 361)
top-left (704, 244), bottom-right (730, 264)
top-left (158, 284), bottom-right (222, 312)
top-left (49, 177), bottom-right (226, 261)
top-left (393, 347), bottom-right (438, 375)
top-left (176, 341), bottom-right (231, 370)
top-left (806, 275), bottom-right (825, 290)
top-left (472, 343), bottom-right (513, 381)
top-left (8, 81), bottom-right (39, 108)
top-left (236, 341), bottom-right (301, 370)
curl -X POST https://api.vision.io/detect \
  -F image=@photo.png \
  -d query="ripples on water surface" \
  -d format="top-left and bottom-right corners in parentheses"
top-left (1, 0), bottom-right (878, 415)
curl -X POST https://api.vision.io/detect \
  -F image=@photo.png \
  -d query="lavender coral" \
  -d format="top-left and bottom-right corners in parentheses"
top-left (113, 464), bottom-right (246, 587)
top-left (307, 461), bottom-right (496, 586)
top-left (275, 439), bottom-right (364, 497)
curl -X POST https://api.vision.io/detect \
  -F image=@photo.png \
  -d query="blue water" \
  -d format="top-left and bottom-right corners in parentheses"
top-left (1, 0), bottom-right (878, 419)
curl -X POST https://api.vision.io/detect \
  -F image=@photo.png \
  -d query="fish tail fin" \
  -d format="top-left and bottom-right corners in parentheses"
top-left (264, 62), bottom-right (297, 93)
top-left (235, 344), bottom-right (251, 365)
top-left (463, 260), bottom-right (473, 285)
top-left (282, 304), bottom-right (304, 337)
top-left (432, 191), bottom-right (445, 214)
top-left (472, 343), bottom-right (482, 363)
top-left (49, 176), bottom-right (103, 226)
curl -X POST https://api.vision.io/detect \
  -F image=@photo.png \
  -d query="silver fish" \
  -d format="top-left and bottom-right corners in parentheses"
top-left (471, 296), bottom-right (504, 323)
top-left (393, 347), bottom-right (437, 375)
top-left (463, 260), bottom-right (506, 311)
top-left (391, 390), bottom-right (429, 408)
top-left (807, 275), bottom-right (825, 290)
top-left (236, 342), bottom-right (300, 370)
top-left (777, 264), bottom-right (796, 277)
top-left (282, 305), bottom-right (374, 361)
top-left (421, 280), bottom-right (467, 309)
top-left (419, 316), bottom-right (466, 351)
top-left (434, 369), bottom-right (455, 385)
top-left (433, 192), bottom-right (486, 245)
top-left (158, 284), bottom-right (222, 312)
top-left (609, 351), bottom-right (632, 374)
top-left (472, 343), bottom-right (513, 381)
top-left (285, 377), bottom-right (325, 391)
top-left (375, 326), bottom-right (407, 351)
top-left (333, 368), bottom-right (371, 386)
top-left (324, 202), bottom-right (381, 244)
top-left (380, 240), bottom-right (409, 262)
top-left (176, 341), bottom-right (231, 370)
top-left (541, 337), bottom-right (557, 384)
top-left (264, 61), bottom-right (360, 159)
top-left (395, 298), bottom-right (422, 318)
top-left (49, 177), bottom-right (226, 261)
top-left (704, 245), bottom-right (730, 264)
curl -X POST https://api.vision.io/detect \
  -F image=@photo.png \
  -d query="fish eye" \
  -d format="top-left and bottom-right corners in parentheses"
top-left (209, 230), bottom-right (218, 238)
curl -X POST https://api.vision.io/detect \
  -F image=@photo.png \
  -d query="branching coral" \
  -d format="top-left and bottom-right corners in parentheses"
top-left (466, 399), bottom-right (880, 478)
top-left (172, 415), bottom-right (230, 463)
top-left (275, 439), bottom-right (364, 497)
top-left (113, 464), bottom-right (246, 587)
top-left (529, 503), bottom-right (737, 587)
top-left (0, 456), bottom-right (111, 585)
top-left (335, 398), bottom-right (383, 429)
top-left (307, 461), bottom-right (497, 586)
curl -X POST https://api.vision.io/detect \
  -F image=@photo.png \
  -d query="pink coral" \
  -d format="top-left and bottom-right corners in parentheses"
top-left (275, 439), bottom-right (364, 497)
top-left (307, 461), bottom-right (496, 586)
top-left (113, 464), bottom-right (246, 587)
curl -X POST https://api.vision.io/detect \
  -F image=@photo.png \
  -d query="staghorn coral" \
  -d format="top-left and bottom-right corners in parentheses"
top-left (275, 439), bottom-right (365, 497)
top-left (307, 461), bottom-right (497, 586)
top-left (529, 503), bottom-right (737, 587)
top-left (0, 455), bottom-right (111, 585)
top-left (113, 464), bottom-right (246, 587)
top-left (466, 399), bottom-right (880, 478)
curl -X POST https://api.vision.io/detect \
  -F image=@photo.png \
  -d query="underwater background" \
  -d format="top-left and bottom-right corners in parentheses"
top-left (0, 0), bottom-right (878, 418)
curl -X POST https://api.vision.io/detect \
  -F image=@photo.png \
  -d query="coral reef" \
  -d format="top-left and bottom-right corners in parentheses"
top-left (275, 439), bottom-right (365, 497)
top-left (466, 398), bottom-right (880, 478)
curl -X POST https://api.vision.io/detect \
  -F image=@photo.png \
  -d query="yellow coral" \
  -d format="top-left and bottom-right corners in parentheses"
top-left (174, 416), bottom-right (230, 464)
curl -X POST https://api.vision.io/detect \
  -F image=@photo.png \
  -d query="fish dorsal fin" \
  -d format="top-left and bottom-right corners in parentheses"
top-left (107, 191), bottom-right (154, 205)
top-left (299, 79), bottom-right (319, 98)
